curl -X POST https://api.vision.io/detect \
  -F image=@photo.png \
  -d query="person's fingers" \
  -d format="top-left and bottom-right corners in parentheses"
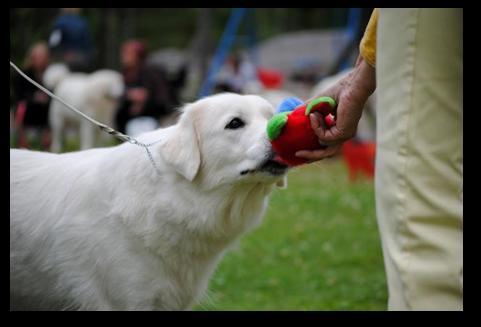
top-left (295, 144), bottom-right (341, 161)
top-left (309, 112), bottom-right (331, 145)
top-left (309, 113), bottom-right (329, 145)
top-left (322, 125), bottom-right (344, 144)
top-left (309, 112), bottom-right (322, 130)
top-left (310, 113), bottom-right (345, 146)
top-left (315, 112), bottom-right (326, 129)
top-left (325, 144), bottom-right (342, 157)
top-left (294, 149), bottom-right (326, 161)
top-left (309, 104), bottom-right (347, 146)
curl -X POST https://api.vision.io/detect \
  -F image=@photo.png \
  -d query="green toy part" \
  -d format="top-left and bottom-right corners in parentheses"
top-left (267, 112), bottom-right (289, 141)
top-left (305, 96), bottom-right (337, 116)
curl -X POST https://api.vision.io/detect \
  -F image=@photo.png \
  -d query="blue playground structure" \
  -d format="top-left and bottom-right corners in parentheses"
top-left (198, 8), bottom-right (364, 99)
top-left (197, 8), bottom-right (257, 99)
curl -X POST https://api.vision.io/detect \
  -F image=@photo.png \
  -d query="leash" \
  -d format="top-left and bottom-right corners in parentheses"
top-left (10, 61), bottom-right (163, 176)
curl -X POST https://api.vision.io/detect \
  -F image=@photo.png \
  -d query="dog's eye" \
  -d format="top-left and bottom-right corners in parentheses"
top-left (225, 117), bottom-right (245, 130)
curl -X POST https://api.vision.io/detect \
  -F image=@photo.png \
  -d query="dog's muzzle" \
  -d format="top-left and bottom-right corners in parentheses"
top-left (258, 159), bottom-right (288, 176)
top-left (240, 151), bottom-right (288, 176)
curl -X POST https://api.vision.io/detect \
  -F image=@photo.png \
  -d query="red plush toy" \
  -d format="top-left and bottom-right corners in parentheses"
top-left (267, 96), bottom-right (337, 167)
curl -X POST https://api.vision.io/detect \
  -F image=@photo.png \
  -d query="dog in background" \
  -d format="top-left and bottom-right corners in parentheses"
top-left (43, 63), bottom-right (124, 152)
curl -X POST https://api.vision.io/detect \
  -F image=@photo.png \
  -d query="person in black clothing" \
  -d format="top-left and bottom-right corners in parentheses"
top-left (48, 8), bottom-right (93, 72)
top-left (115, 40), bottom-right (173, 134)
top-left (13, 42), bottom-right (51, 149)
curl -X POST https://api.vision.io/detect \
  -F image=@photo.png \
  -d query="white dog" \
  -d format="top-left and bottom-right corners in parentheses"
top-left (10, 93), bottom-right (288, 311)
top-left (43, 64), bottom-right (124, 152)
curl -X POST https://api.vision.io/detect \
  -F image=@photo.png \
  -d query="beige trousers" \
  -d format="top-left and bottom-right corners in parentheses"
top-left (375, 8), bottom-right (463, 310)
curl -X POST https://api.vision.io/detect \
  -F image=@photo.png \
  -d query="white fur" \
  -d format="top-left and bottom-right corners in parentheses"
top-left (42, 63), bottom-right (70, 91)
top-left (10, 93), bottom-right (287, 311)
top-left (43, 64), bottom-right (124, 152)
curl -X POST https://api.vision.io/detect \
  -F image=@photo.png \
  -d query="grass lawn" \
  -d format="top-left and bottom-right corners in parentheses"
top-left (196, 159), bottom-right (387, 311)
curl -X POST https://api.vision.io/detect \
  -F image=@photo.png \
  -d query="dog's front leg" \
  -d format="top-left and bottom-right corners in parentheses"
top-left (80, 120), bottom-right (95, 150)
top-left (50, 113), bottom-right (63, 153)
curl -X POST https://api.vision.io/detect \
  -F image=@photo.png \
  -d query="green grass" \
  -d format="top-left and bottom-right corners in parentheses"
top-left (196, 160), bottom-right (387, 311)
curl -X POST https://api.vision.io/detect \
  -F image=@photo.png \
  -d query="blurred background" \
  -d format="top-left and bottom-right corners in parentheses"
top-left (10, 8), bottom-right (386, 310)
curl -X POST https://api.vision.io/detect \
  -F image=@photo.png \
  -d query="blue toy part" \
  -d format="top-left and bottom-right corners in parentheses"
top-left (276, 97), bottom-right (303, 114)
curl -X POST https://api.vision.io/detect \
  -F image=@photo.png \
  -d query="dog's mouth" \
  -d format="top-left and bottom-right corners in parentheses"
top-left (258, 158), bottom-right (288, 176)
top-left (240, 156), bottom-right (288, 176)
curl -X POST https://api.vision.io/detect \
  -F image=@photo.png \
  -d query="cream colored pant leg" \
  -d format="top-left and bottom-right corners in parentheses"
top-left (376, 8), bottom-right (463, 310)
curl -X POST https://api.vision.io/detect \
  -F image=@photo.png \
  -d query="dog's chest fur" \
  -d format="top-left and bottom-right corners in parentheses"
top-left (83, 162), bottom-right (274, 310)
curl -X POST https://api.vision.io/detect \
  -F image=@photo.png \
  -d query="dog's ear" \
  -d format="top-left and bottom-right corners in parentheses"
top-left (158, 105), bottom-right (201, 181)
top-left (276, 175), bottom-right (288, 189)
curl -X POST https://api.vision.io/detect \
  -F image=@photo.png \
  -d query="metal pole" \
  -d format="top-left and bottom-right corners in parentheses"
top-left (197, 8), bottom-right (247, 99)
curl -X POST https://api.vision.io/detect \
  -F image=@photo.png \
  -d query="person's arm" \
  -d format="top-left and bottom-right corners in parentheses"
top-left (359, 8), bottom-right (378, 67)
top-left (296, 9), bottom-right (378, 161)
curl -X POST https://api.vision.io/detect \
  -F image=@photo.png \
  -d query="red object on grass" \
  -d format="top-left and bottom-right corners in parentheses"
top-left (342, 139), bottom-right (376, 182)
top-left (257, 68), bottom-right (283, 89)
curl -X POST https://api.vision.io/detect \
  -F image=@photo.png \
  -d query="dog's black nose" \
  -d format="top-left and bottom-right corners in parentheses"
top-left (267, 149), bottom-right (276, 161)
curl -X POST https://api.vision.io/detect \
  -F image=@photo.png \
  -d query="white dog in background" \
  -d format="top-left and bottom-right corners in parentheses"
top-left (10, 93), bottom-right (288, 311)
top-left (43, 63), bottom-right (124, 152)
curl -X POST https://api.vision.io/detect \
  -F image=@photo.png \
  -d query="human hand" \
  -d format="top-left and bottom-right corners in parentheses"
top-left (295, 56), bottom-right (376, 161)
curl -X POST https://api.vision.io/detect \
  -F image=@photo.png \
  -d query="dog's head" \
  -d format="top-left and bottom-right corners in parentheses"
top-left (158, 93), bottom-right (288, 189)
top-left (43, 63), bottom-right (70, 90)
